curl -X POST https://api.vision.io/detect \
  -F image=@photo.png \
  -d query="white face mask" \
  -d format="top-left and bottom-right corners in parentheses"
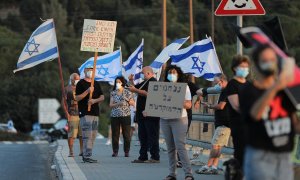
top-left (86, 71), bottom-right (93, 78)
top-left (74, 80), bottom-right (79, 85)
top-left (116, 83), bottom-right (122, 90)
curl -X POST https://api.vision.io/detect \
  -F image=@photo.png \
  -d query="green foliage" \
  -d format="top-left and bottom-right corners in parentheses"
top-left (0, 0), bottom-right (300, 133)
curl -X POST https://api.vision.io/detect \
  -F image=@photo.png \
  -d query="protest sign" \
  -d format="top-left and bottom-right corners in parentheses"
top-left (145, 81), bottom-right (187, 119)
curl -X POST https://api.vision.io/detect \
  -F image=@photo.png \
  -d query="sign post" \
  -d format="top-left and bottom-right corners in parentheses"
top-left (145, 82), bottom-right (187, 119)
top-left (215, 0), bottom-right (265, 54)
top-left (80, 19), bottom-right (117, 111)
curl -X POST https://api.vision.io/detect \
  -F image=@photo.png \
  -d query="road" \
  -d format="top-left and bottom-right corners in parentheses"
top-left (0, 142), bottom-right (56, 180)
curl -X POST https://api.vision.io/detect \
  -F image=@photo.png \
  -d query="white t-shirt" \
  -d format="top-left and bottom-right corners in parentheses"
top-left (182, 85), bottom-right (192, 117)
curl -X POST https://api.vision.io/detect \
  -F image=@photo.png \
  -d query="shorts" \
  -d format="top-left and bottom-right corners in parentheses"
top-left (211, 126), bottom-right (231, 146)
top-left (68, 115), bottom-right (82, 138)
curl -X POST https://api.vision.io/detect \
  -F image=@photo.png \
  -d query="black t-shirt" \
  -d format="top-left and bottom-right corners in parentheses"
top-left (187, 82), bottom-right (199, 120)
top-left (226, 79), bottom-right (249, 127)
top-left (135, 77), bottom-right (159, 120)
top-left (215, 88), bottom-right (229, 128)
top-left (76, 79), bottom-right (103, 118)
top-left (240, 83), bottom-right (296, 152)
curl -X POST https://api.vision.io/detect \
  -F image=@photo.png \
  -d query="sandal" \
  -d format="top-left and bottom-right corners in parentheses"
top-left (185, 176), bottom-right (194, 180)
top-left (164, 175), bottom-right (176, 180)
top-left (68, 152), bottom-right (74, 157)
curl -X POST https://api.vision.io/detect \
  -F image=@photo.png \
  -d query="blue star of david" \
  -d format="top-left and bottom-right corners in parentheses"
top-left (98, 65), bottom-right (109, 76)
top-left (137, 57), bottom-right (143, 69)
top-left (24, 38), bottom-right (40, 56)
top-left (191, 56), bottom-right (205, 74)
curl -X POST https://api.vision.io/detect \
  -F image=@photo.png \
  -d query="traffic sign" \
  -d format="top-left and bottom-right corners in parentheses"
top-left (38, 99), bottom-right (61, 124)
top-left (215, 0), bottom-right (265, 16)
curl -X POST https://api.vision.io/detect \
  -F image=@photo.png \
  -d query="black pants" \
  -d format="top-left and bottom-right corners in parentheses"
top-left (137, 117), bottom-right (160, 161)
top-left (230, 125), bottom-right (245, 168)
top-left (111, 116), bottom-right (131, 153)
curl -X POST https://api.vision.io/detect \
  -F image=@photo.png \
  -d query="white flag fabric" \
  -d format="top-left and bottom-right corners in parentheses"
top-left (78, 50), bottom-right (122, 84)
top-left (150, 37), bottom-right (189, 79)
top-left (169, 37), bottom-right (222, 81)
top-left (14, 19), bottom-right (58, 73)
top-left (123, 39), bottom-right (144, 85)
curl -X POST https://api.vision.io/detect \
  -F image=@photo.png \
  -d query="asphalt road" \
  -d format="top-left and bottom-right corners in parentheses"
top-left (0, 142), bottom-right (56, 180)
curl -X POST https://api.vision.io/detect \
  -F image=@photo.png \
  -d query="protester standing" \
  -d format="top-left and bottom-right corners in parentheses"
top-left (240, 45), bottom-right (297, 180)
top-left (158, 65), bottom-right (194, 180)
top-left (75, 65), bottom-right (104, 163)
top-left (109, 76), bottom-right (135, 157)
top-left (196, 74), bottom-right (230, 174)
top-left (226, 55), bottom-right (250, 169)
top-left (128, 66), bottom-right (160, 163)
top-left (63, 73), bottom-right (83, 157)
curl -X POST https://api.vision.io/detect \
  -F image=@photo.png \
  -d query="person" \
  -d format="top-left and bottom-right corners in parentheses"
top-left (240, 45), bottom-right (297, 180)
top-left (75, 65), bottom-right (104, 163)
top-left (63, 73), bottom-right (83, 157)
top-left (109, 76), bottom-right (135, 157)
top-left (195, 74), bottom-right (230, 174)
top-left (226, 54), bottom-right (250, 169)
top-left (128, 66), bottom-right (160, 163)
top-left (156, 65), bottom-right (194, 180)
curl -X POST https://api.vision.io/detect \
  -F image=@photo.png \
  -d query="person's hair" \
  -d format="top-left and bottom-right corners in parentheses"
top-left (69, 73), bottom-right (79, 81)
top-left (113, 76), bottom-right (127, 90)
top-left (231, 54), bottom-right (250, 74)
top-left (164, 65), bottom-right (186, 83)
top-left (215, 74), bottom-right (227, 82)
top-left (252, 44), bottom-right (274, 68)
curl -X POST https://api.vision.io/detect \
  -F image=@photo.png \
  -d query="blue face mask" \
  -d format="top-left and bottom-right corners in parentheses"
top-left (167, 74), bottom-right (178, 82)
top-left (140, 73), bottom-right (144, 80)
top-left (236, 67), bottom-right (249, 78)
top-left (213, 84), bottom-right (222, 91)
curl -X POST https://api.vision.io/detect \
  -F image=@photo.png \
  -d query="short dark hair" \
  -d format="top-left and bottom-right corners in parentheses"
top-left (164, 65), bottom-right (186, 83)
top-left (215, 74), bottom-right (227, 82)
top-left (231, 54), bottom-right (250, 73)
top-left (252, 44), bottom-right (274, 67)
top-left (113, 76), bottom-right (127, 90)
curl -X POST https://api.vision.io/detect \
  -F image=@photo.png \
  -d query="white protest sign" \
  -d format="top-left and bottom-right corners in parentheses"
top-left (38, 98), bottom-right (60, 124)
top-left (80, 19), bottom-right (117, 53)
top-left (145, 82), bottom-right (187, 119)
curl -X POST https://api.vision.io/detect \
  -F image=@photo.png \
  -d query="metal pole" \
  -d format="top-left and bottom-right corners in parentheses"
top-left (211, 0), bottom-right (215, 41)
top-left (237, 16), bottom-right (243, 55)
top-left (189, 0), bottom-right (194, 44)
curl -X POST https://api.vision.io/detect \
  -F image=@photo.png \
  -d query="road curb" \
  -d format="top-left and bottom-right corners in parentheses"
top-left (54, 140), bottom-right (87, 180)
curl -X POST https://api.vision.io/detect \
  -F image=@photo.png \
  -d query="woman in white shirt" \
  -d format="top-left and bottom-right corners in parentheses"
top-left (161, 65), bottom-right (194, 180)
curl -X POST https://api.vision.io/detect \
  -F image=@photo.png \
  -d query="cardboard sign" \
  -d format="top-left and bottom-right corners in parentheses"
top-left (80, 19), bottom-right (117, 53)
top-left (145, 82), bottom-right (187, 119)
top-left (38, 98), bottom-right (60, 124)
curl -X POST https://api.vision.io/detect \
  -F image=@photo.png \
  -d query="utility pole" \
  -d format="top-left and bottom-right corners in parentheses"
top-left (237, 16), bottom-right (243, 55)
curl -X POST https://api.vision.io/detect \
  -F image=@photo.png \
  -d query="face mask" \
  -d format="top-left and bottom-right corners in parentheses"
top-left (236, 67), bottom-right (249, 78)
top-left (116, 83), bottom-right (122, 90)
top-left (86, 71), bottom-right (93, 78)
top-left (140, 73), bottom-right (145, 80)
top-left (258, 61), bottom-right (276, 77)
top-left (213, 84), bottom-right (222, 91)
top-left (167, 74), bottom-right (178, 82)
top-left (74, 80), bottom-right (79, 85)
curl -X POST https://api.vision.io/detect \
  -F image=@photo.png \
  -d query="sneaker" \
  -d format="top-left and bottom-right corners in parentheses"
top-left (79, 152), bottom-right (83, 156)
top-left (131, 159), bottom-right (146, 163)
top-left (112, 152), bottom-right (118, 157)
top-left (209, 167), bottom-right (219, 175)
top-left (195, 165), bottom-right (210, 174)
top-left (145, 159), bottom-right (160, 163)
top-left (83, 157), bottom-right (98, 163)
top-left (125, 152), bottom-right (129, 157)
top-left (105, 140), bottom-right (111, 145)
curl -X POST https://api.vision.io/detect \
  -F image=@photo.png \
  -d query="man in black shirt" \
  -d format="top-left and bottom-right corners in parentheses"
top-left (240, 45), bottom-right (297, 180)
top-left (128, 66), bottom-right (160, 163)
top-left (75, 65), bottom-right (104, 163)
top-left (195, 74), bottom-right (230, 174)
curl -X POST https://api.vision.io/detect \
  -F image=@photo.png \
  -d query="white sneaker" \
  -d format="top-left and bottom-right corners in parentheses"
top-left (105, 140), bottom-right (111, 145)
top-left (209, 166), bottom-right (219, 175)
top-left (195, 165), bottom-right (210, 174)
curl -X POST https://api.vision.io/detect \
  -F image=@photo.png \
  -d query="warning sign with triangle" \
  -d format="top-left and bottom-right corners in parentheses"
top-left (215, 0), bottom-right (265, 16)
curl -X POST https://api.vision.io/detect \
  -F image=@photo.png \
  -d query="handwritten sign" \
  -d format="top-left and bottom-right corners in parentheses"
top-left (80, 19), bottom-right (117, 53)
top-left (145, 82), bottom-right (187, 119)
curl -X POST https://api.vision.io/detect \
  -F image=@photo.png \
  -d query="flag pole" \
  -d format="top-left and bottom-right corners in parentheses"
top-left (160, 0), bottom-right (167, 81)
top-left (52, 19), bottom-right (68, 116)
top-left (88, 51), bottom-right (98, 111)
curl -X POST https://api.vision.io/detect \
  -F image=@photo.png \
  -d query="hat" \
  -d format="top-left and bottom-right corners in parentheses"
top-left (85, 65), bottom-right (93, 69)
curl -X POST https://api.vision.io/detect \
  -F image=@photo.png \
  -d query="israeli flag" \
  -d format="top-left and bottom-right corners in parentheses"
top-left (150, 37), bottom-right (189, 79)
top-left (123, 39), bottom-right (143, 85)
top-left (170, 37), bottom-right (222, 81)
top-left (78, 50), bottom-right (122, 84)
top-left (14, 19), bottom-right (58, 73)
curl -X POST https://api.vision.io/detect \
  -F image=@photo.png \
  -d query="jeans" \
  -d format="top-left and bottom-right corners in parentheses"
top-left (80, 115), bottom-right (99, 158)
top-left (244, 146), bottom-right (293, 180)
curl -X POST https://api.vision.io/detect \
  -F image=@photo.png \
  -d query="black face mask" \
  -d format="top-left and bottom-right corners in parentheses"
top-left (257, 61), bottom-right (276, 77)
